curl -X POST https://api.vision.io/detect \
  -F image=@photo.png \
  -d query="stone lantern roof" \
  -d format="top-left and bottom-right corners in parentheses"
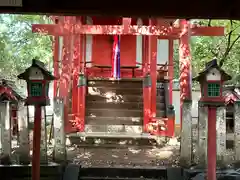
top-left (193, 59), bottom-right (232, 82)
top-left (17, 59), bottom-right (56, 81)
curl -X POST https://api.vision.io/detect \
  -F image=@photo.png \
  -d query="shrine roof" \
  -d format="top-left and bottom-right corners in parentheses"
top-left (223, 85), bottom-right (240, 104)
top-left (0, 78), bottom-right (25, 102)
top-left (193, 59), bottom-right (232, 82)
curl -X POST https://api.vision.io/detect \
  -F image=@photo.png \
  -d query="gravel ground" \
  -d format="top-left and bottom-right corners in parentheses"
top-left (11, 134), bottom-right (181, 168)
top-left (66, 143), bottom-right (180, 167)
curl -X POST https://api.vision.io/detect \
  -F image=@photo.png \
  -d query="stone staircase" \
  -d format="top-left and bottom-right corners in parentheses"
top-left (70, 78), bottom-right (169, 147)
top-left (85, 78), bottom-right (144, 135)
top-left (156, 81), bottom-right (169, 118)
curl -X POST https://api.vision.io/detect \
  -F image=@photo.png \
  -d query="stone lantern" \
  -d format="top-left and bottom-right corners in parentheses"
top-left (17, 59), bottom-right (57, 180)
top-left (194, 58), bottom-right (231, 105)
top-left (193, 58), bottom-right (231, 180)
top-left (17, 59), bottom-right (56, 106)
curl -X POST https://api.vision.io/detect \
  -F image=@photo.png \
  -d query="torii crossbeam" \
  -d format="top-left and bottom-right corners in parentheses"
top-left (32, 21), bottom-right (224, 37)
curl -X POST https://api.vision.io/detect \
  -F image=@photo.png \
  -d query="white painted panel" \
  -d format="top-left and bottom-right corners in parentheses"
top-left (206, 68), bottom-right (221, 81)
top-left (172, 90), bottom-right (200, 125)
top-left (172, 90), bottom-right (180, 124)
top-left (136, 18), bottom-right (143, 68)
top-left (29, 67), bottom-right (44, 80)
top-left (192, 91), bottom-right (201, 116)
top-left (86, 16), bottom-right (93, 67)
top-left (157, 40), bottom-right (169, 64)
top-left (58, 37), bottom-right (63, 65)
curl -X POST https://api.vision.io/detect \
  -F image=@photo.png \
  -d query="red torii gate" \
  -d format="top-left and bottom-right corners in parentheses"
top-left (32, 17), bottom-right (224, 132)
top-left (32, 21), bottom-right (223, 37)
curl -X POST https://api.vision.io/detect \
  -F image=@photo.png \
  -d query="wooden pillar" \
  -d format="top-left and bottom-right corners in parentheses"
top-left (72, 33), bottom-right (80, 121)
top-left (40, 107), bottom-right (48, 164)
top-left (143, 35), bottom-right (151, 132)
top-left (32, 105), bottom-right (42, 180)
top-left (74, 16), bottom-right (85, 132)
top-left (72, 44), bottom-right (78, 122)
top-left (59, 18), bottom-right (73, 133)
top-left (0, 101), bottom-right (11, 159)
top-left (168, 39), bottom-right (174, 105)
top-left (179, 19), bottom-right (192, 167)
top-left (77, 17), bottom-right (86, 132)
top-left (60, 35), bottom-right (70, 132)
top-left (207, 107), bottom-right (217, 180)
top-left (53, 20), bottom-right (60, 98)
top-left (53, 97), bottom-right (66, 162)
top-left (166, 105), bottom-right (175, 137)
top-left (197, 104), bottom-right (208, 167)
top-left (17, 102), bottom-right (30, 164)
top-left (179, 19), bottom-right (192, 127)
top-left (149, 19), bottom-right (158, 117)
top-left (216, 106), bottom-right (226, 164)
top-left (180, 99), bottom-right (192, 167)
top-left (234, 101), bottom-right (240, 161)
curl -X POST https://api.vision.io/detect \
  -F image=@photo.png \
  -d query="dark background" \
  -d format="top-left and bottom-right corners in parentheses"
top-left (0, 0), bottom-right (240, 19)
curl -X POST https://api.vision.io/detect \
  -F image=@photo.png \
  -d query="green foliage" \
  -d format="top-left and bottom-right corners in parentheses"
top-left (173, 19), bottom-right (240, 86)
top-left (0, 14), bottom-right (52, 79)
top-left (191, 20), bottom-right (240, 79)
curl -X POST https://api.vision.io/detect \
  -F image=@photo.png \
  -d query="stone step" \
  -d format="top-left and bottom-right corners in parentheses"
top-left (86, 108), bottom-right (143, 117)
top-left (78, 167), bottom-right (168, 179)
top-left (68, 133), bottom-right (160, 147)
top-left (85, 116), bottom-right (143, 126)
top-left (88, 86), bottom-right (167, 96)
top-left (80, 177), bottom-right (157, 180)
top-left (85, 124), bottom-right (143, 133)
top-left (88, 78), bottom-right (143, 88)
top-left (86, 95), bottom-right (165, 103)
top-left (70, 132), bottom-right (152, 138)
top-left (87, 86), bottom-right (142, 96)
top-left (86, 108), bottom-right (166, 118)
top-left (86, 101), bottom-right (166, 110)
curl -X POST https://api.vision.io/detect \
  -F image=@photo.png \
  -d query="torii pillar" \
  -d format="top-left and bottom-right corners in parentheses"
top-left (179, 19), bottom-right (193, 166)
top-left (179, 19), bottom-right (225, 167)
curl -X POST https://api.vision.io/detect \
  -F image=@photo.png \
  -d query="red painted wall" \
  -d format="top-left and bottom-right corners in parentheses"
top-left (92, 35), bottom-right (112, 65)
top-left (120, 35), bottom-right (136, 66)
top-left (91, 17), bottom-right (136, 66)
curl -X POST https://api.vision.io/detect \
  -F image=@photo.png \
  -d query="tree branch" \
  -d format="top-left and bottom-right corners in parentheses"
top-left (210, 48), bottom-right (219, 57)
top-left (208, 19), bottom-right (212, 27)
top-left (219, 20), bottom-right (234, 67)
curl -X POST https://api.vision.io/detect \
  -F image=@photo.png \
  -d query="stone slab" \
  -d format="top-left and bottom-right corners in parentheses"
top-left (0, 164), bottom-right (62, 180)
top-left (63, 164), bottom-right (81, 180)
top-left (79, 167), bottom-right (168, 179)
top-left (167, 167), bottom-right (183, 180)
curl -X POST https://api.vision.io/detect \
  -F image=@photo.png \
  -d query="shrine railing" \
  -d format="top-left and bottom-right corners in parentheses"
top-left (79, 61), bottom-right (172, 80)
